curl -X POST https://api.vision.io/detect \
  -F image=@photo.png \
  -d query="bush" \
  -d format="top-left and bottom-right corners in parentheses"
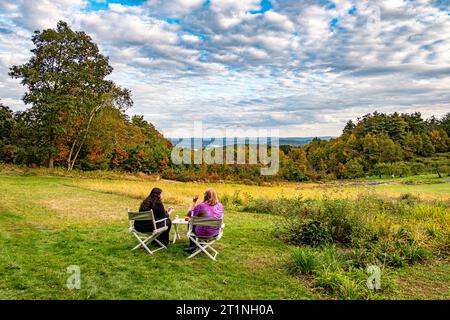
top-left (290, 247), bottom-right (319, 274)
top-left (410, 162), bottom-right (426, 175)
top-left (342, 159), bottom-right (365, 179)
top-left (289, 246), bottom-right (386, 299)
top-left (275, 198), bottom-right (377, 247)
top-left (240, 194), bottom-right (445, 299)
top-left (392, 161), bottom-right (411, 177)
top-left (313, 269), bottom-right (366, 300)
top-left (296, 220), bottom-right (333, 247)
top-left (222, 190), bottom-right (246, 208)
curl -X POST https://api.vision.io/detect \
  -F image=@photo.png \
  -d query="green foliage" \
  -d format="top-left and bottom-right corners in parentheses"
top-left (296, 220), bottom-right (333, 247)
top-left (277, 193), bottom-right (448, 299)
top-left (240, 194), bottom-right (448, 271)
top-left (289, 246), bottom-right (378, 299)
top-left (373, 162), bottom-right (392, 178)
top-left (341, 158), bottom-right (365, 179)
top-left (295, 112), bottom-right (450, 182)
top-left (392, 161), bottom-right (411, 177)
top-left (410, 162), bottom-right (426, 175)
top-left (290, 247), bottom-right (319, 274)
top-left (9, 21), bottom-right (127, 168)
top-left (0, 103), bottom-right (15, 163)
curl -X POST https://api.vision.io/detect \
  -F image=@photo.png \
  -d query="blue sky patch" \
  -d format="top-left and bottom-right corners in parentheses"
top-left (166, 18), bottom-right (181, 25)
top-left (84, 0), bottom-right (146, 12)
top-left (249, 0), bottom-right (272, 14)
top-left (330, 17), bottom-right (339, 32)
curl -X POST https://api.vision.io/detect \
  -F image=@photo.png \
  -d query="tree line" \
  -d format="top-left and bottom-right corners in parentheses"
top-left (159, 112), bottom-right (450, 183)
top-left (0, 21), bottom-right (449, 182)
top-left (282, 111), bottom-right (450, 181)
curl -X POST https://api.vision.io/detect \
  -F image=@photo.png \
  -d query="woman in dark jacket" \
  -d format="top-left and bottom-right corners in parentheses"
top-left (135, 187), bottom-right (173, 246)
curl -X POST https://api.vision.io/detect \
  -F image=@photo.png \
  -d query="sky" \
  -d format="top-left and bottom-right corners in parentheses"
top-left (0, 0), bottom-right (449, 137)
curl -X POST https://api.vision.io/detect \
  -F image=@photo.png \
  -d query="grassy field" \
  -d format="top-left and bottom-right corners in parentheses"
top-left (0, 170), bottom-right (449, 299)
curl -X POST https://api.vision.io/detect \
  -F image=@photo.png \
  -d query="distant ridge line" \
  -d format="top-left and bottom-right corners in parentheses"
top-left (168, 136), bottom-right (335, 148)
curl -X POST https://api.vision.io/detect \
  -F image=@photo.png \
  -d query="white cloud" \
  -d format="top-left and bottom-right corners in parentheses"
top-left (0, 0), bottom-right (449, 136)
top-left (181, 33), bottom-right (202, 43)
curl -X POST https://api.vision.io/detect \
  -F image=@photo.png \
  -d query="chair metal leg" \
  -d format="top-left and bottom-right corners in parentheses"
top-left (173, 224), bottom-right (179, 244)
top-left (131, 231), bottom-right (167, 255)
top-left (187, 237), bottom-right (218, 261)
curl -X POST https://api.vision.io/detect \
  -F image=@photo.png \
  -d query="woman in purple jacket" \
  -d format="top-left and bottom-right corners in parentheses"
top-left (184, 188), bottom-right (224, 253)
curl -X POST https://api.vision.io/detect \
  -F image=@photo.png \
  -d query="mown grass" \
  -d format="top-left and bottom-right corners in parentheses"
top-left (0, 175), bottom-right (312, 299)
top-left (0, 171), bottom-right (449, 300)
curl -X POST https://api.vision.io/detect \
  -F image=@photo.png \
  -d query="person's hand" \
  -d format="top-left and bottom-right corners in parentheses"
top-left (168, 207), bottom-right (174, 213)
top-left (192, 195), bottom-right (199, 203)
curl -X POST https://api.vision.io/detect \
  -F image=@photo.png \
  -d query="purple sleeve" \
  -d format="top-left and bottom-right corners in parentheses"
top-left (188, 203), bottom-right (203, 217)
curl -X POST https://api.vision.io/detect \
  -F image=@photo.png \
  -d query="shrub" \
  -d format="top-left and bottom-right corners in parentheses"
top-left (342, 248), bottom-right (378, 269)
top-left (313, 269), bottom-right (366, 299)
top-left (290, 247), bottom-right (319, 274)
top-left (372, 240), bottom-right (431, 267)
top-left (240, 194), bottom-right (445, 299)
top-left (313, 269), bottom-right (344, 294)
top-left (392, 161), bottom-right (411, 178)
top-left (410, 162), bottom-right (426, 175)
top-left (342, 159), bottom-right (365, 179)
top-left (289, 245), bottom-right (396, 299)
top-left (297, 220), bottom-right (333, 247)
top-left (239, 197), bottom-right (277, 213)
top-left (221, 190), bottom-right (245, 208)
top-left (336, 274), bottom-right (364, 300)
top-left (240, 196), bottom-right (308, 215)
top-left (276, 198), bottom-right (377, 247)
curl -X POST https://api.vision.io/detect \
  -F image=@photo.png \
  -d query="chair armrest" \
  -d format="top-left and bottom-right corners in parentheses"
top-left (154, 217), bottom-right (168, 224)
top-left (154, 217), bottom-right (168, 229)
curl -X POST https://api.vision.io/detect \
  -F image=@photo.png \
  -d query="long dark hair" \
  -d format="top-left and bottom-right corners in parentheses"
top-left (139, 187), bottom-right (163, 212)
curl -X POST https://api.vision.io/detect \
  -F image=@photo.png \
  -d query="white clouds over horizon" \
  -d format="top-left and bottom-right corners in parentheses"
top-left (0, 0), bottom-right (449, 137)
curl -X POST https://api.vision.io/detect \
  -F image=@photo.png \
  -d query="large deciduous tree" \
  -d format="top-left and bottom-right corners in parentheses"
top-left (9, 20), bottom-right (132, 169)
top-left (0, 101), bottom-right (16, 162)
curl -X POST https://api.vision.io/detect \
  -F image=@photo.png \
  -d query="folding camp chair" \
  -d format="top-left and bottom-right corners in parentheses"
top-left (128, 209), bottom-right (168, 255)
top-left (186, 217), bottom-right (225, 261)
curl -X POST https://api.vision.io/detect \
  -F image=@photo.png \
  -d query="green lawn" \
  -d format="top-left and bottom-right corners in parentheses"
top-left (0, 174), bottom-right (448, 299)
top-left (0, 175), bottom-right (313, 299)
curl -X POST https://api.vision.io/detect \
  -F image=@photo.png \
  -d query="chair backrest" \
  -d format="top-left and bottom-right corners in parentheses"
top-left (190, 216), bottom-right (223, 228)
top-left (128, 210), bottom-right (154, 221)
top-left (189, 216), bottom-right (225, 240)
top-left (128, 210), bottom-right (156, 230)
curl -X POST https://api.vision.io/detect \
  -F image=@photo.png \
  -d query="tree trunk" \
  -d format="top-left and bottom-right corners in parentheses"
top-left (48, 156), bottom-right (54, 169)
top-left (67, 104), bottom-right (102, 171)
top-left (67, 139), bottom-right (78, 171)
top-left (436, 168), bottom-right (442, 178)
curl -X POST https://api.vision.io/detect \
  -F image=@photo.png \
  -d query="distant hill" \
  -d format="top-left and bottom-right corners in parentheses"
top-left (168, 136), bottom-right (334, 148)
top-left (279, 137), bottom-right (334, 146)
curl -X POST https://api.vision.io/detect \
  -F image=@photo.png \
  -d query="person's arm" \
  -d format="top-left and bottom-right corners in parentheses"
top-left (153, 202), bottom-right (168, 219)
top-left (187, 195), bottom-right (199, 217)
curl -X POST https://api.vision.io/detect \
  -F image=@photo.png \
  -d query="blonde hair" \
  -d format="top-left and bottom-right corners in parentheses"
top-left (203, 188), bottom-right (219, 206)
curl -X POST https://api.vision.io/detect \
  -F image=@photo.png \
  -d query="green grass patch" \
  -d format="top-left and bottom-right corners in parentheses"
top-left (0, 174), bottom-right (448, 299)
